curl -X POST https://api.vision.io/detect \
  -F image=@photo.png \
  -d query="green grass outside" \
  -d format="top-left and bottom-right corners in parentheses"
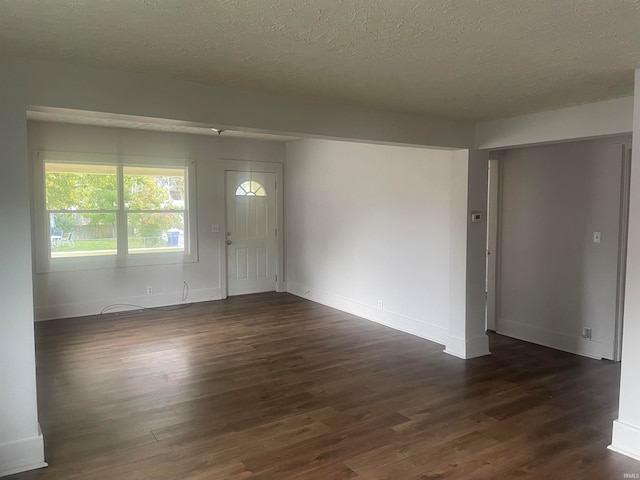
top-left (52, 238), bottom-right (163, 252)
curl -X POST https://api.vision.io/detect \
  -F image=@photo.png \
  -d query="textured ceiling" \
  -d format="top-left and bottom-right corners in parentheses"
top-left (2, 1), bottom-right (640, 121)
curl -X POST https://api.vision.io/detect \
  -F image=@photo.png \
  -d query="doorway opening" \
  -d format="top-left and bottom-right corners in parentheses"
top-left (484, 140), bottom-right (630, 361)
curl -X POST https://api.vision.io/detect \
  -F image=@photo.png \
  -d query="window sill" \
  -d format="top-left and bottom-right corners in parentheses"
top-left (37, 251), bottom-right (198, 273)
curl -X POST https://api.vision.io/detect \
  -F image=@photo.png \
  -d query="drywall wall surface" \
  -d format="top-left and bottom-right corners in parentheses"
top-left (464, 150), bottom-right (491, 346)
top-left (285, 139), bottom-right (453, 344)
top-left (612, 69), bottom-right (640, 460)
top-left (475, 97), bottom-right (633, 150)
top-left (447, 151), bottom-right (469, 349)
top-left (0, 105), bottom-right (45, 476)
top-left (498, 139), bottom-right (625, 359)
top-left (1, 55), bottom-right (473, 149)
top-left (446, 149), bottom-right (490, 359)
top-left (28, 121), bottom-right (285, 319)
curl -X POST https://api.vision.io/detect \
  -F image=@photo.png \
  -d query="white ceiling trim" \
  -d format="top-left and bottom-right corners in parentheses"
top-left (26, 108), bottom-right (301, 143)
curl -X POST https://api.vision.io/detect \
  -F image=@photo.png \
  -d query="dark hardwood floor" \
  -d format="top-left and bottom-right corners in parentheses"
top-left (5, 292), bottom-right (640, 479)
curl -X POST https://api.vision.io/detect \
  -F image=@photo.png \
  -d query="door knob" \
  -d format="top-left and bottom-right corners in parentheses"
top-left (226, 240), bottom-right (232, 245)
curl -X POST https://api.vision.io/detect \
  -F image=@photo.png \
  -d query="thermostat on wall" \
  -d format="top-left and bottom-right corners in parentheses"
top-left (470, 211), bottom-right (482, 223)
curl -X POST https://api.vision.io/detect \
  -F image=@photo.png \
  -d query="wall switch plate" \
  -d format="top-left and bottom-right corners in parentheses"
top-left (593, 232), bottom-right (601, 243)
top-left (211, 224), bottom-right (220, 233)
top-left (582, 327), bottom-right (592, 339)
top-left (470, 211), bottom-right (482, 223)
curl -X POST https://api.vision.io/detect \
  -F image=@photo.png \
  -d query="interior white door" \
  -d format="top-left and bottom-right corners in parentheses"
top-left (226, 171), bottom-right (277, 296)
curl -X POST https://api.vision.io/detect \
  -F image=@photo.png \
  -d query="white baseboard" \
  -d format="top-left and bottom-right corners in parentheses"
top-left (287, 281), bottom-right (448, 346)
top-left (444, 334), bottom-right (491, 359)
top-left (35, 287), bottom-right (222, 321)
top-left (0, 433), bottom-right (47, 477)
top-left (497, 318), bottom-right (603, 359)
top-left (609, 420), bottom-right (640, 462)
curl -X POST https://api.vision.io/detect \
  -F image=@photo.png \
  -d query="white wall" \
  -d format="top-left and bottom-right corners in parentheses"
top-left (611, 69), bottom-right (640, 461)
top-left (2, 55), bottom-right (473, 150)
top-left (446, 149), bottom-right (491, 359)
top-left (28, 121), bottom-right (285, 320)
top-left (0, 106), bottom-right (46, 477)
top-left (285, 139), bottom-right (454, 344)
top-left (497, 139), bottom-right (628, 360)
top-left (475, 97), bottom-right (634, 150)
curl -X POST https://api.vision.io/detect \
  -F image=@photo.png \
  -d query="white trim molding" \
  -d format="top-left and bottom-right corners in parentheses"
top-left (35, 287), bottom-right (222, 321)
top-left (497, 319), bottom-right (603, 360)
top-left (0, 433), bottom-right (47, 477)
top-left (444, 334), bottom-right (490, 359)
top-left (287, 281), bottom-right (448, 346)
top-left (609, 420), bottom-right (640, 462)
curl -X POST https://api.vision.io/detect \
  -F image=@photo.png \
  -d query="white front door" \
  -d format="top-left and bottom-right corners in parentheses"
top-left (226, 171), bottom-right (277, 296)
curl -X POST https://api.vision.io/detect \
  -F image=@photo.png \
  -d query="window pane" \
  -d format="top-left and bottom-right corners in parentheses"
top-left (127, 212), bottom-right (185, 254)
top-left (124, 166), bottom-right (185, 210)
top-left (235, 180), bottom-right (266, 196)
top-left (45, 163), bottom-right (118, 210)
top-left (50, 213), bottom-right (117, 258)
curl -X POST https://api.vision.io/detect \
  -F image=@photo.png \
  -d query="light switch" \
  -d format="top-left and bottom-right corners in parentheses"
top-left (593, 232), bottom-right (601, 243)
top-left (211, 224), bottom-right (220, 233)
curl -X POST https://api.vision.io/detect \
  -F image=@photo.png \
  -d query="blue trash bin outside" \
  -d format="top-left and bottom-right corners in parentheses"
top-left (167, 229), bottom-right (179, 246)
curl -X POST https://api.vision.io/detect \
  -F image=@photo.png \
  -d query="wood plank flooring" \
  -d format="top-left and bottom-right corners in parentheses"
top-left (5, 292), bottom-right (640, 479)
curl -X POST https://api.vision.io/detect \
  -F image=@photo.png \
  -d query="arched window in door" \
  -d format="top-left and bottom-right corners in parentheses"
top-left (235, 180), bottom-right (266, 196)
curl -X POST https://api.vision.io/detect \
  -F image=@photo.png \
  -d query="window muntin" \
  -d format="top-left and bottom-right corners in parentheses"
top-left (235, 180), bottom-right (266, 196)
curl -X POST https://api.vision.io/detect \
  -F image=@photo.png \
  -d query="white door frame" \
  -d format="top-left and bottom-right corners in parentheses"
top-left (217, 160), bottom-right (284, 298)
top-left (486, 158), bottom-right (501, 332)
top-left (614, 145), bottom-right (632, 361)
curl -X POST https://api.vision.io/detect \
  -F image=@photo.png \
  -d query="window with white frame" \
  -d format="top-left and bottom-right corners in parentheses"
top-left (35, 152), bottom-right (197, 271)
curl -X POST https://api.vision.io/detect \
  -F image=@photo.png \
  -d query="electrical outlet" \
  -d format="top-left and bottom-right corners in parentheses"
top-left (582, 327), bottom-right (592, 339)
top-left (146, 286), bottom-right (153, 295)
top-left (377, 300), bottom-right (383, 310)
